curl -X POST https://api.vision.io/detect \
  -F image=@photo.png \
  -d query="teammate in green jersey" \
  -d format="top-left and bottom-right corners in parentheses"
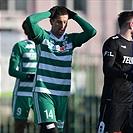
top-left (25, 6), bottom-right (97, 133)
top-left (8, 21), bottom-right (37, 133)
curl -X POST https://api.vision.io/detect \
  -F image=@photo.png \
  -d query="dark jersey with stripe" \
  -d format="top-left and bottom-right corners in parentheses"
top-left (101, 34), bottom-right (132, 105)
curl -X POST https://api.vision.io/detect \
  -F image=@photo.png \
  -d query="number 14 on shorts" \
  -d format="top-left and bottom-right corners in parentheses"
top-left (44, 110), bottom-right (54, 119)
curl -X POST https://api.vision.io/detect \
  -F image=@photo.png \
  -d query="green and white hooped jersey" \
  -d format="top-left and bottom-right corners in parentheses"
top-left (26, 11), bottom-right (97, 97)
top-left (34, 32), bottom-right (74, 96)
top-left (11, 40), bottom-right (37, 97)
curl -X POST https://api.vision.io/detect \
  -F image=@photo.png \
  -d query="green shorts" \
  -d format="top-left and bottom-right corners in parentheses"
top-left (33, 92), bottom-right (68, 132)
top-left (12, 95), bottom-right (33, 121)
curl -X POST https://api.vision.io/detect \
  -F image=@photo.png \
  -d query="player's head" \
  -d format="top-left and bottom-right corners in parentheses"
top-left (50, 6), bottom-right (69, 20)
top-left (50, 6), bottom-right (69, 38)
top-left (118, 11), bottom-right (133, 30)
top-left (22, 20), bottom-right (32, 40)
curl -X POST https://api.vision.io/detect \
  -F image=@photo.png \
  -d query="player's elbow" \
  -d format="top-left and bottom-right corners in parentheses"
top-left (92, 29), bottom-right (97, 37)
top-left (8, 68), bottom-right (14, 77)
top-left (86, 28), bottom-right (97, 39)
top-left (8, 69), bottom-right (12, 76)
top-left (25, 17), bottom-right (31, 25)
top-left (26, 15), bottom-right (35, 25)
top-left (89, 28), bottom-right (97, 38)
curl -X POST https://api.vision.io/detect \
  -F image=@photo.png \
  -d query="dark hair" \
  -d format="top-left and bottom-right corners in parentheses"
top-left (118, 11), bottom-right (133, 29)
top-left (21, 20), bottom-right (31, 39)
top-left (51, 6), bottom-right (68, 20)
top-left (22, 20), bottom-right (26, 30)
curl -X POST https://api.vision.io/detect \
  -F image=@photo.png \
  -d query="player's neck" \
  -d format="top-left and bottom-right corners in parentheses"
top-left (120, 30), bottom-right (132, 41)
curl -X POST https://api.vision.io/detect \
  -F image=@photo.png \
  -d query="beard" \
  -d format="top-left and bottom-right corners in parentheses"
top-left (56, 29), bottom-right (65, 38)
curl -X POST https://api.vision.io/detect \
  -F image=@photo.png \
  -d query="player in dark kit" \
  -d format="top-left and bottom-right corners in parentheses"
top-left (98, 11), bottom-right (133, 133)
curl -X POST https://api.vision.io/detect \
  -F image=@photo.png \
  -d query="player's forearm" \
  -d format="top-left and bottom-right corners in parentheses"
top-left (74, 15), bottom-right (97, 38)
top-left (103, 65), bottom-right (124, 77)
top-left (103, 65), bottom-right (131, 80)
top-left (9, 69), bottom-right (26, 79)
top-left (8, 62), bottom-right (26, 79)
top-left (25, 11), bottom-right (51, 40)
top-left (26, 11), bottom-right (51, 24)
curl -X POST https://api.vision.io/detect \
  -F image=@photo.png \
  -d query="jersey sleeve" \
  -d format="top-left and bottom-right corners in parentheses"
top-left (102, 38), bottom-right (125, 78)
top-left (71, 15), bottom-right (97, 48)
top-left (25, 11), bottom-right (51, 44)
top-left (8, 43), bottom-right (27, 79)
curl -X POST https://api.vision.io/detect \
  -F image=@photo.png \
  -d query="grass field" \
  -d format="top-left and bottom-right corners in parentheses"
top-left (0, 92), bottom-right (12, 98)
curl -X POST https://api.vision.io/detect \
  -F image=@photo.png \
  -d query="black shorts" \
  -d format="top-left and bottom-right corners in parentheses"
top-left (99, 102), bottom-right (133, 132)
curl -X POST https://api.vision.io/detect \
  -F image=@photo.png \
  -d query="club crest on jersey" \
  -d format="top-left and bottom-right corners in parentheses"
top-left (122, 56), bottom-right (133, 64)
top-left (28, 49), bottom-right (37, 60)
top-left (104, 51), bottom-right (114, 57)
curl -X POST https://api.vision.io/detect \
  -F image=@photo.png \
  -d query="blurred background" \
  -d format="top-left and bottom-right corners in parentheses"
top-left (0, 0), bottom-right (133, 133)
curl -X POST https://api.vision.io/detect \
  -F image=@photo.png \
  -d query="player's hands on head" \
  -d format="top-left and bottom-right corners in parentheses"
top-left (26, 74), bottom-right (35, 81)
top-left (65, 7), bottom-right (77, 19)
top-left (49, 6), bottom-right (58, 18)
top-left (49, 6), bottom-right (77, 19)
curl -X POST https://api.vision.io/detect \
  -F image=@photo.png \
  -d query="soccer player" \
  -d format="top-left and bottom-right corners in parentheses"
top-left (8, 21), bottom-right (37, 133)
top-left (98, 11), bottom-right (133, 133)
top-left (24, 6), bottom-right (96, 133)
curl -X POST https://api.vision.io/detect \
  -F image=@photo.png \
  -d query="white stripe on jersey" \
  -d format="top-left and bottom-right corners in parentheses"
top-left (23, 62), bottom-right (37, 68)
top-left (40, 51), bottom-right (72, 61)
top-left (19, 82), bottom-right (34, 87)
top-left (23, 53), bottom-right (37, 59)
top-left (17, 91), bottom-right (33, 97)
top-left (37, 75), bottom-right (71, 85)
top-left (42, 39), bottom-right (73, 50)
top-left (35, 87), bottom-right (70, 96)
top-left (38, 63), bottom-right (71, 73)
